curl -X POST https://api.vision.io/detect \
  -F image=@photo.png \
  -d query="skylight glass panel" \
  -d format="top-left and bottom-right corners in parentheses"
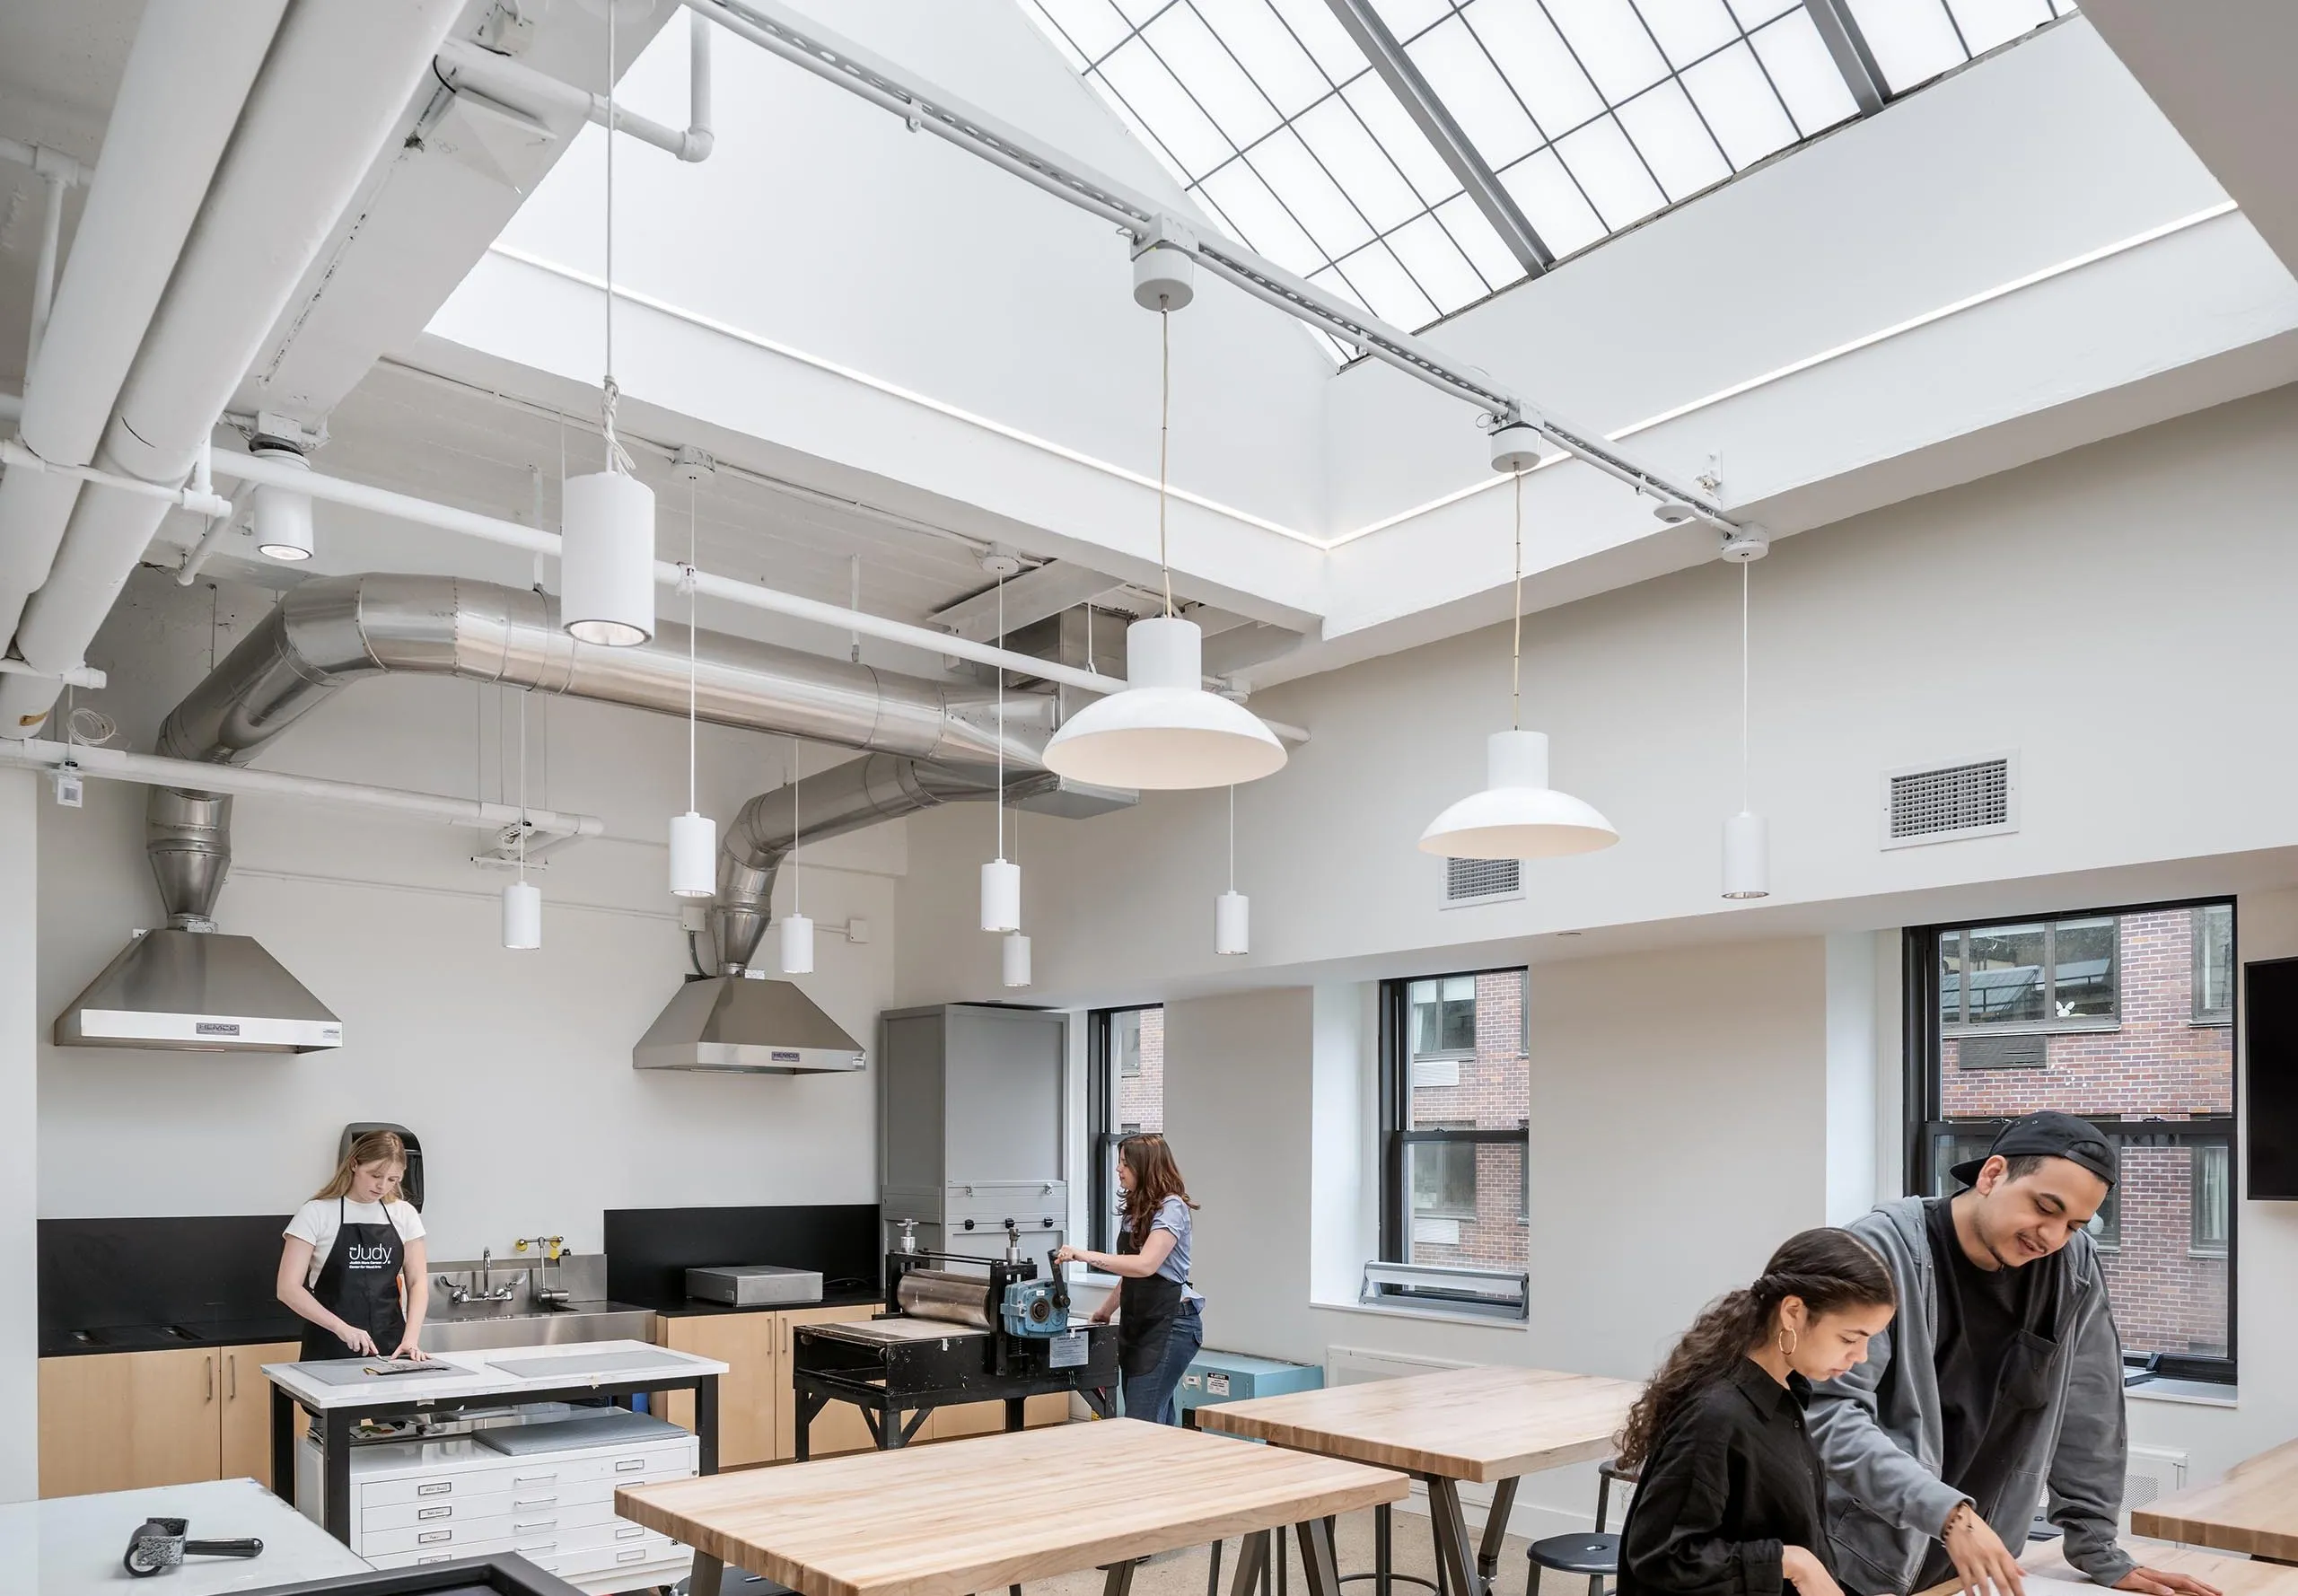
top-left (1014, 0), bottom-right (2070, 336)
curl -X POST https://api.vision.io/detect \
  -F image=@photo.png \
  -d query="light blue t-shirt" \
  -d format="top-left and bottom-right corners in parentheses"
top-left (1149, 1195), bottom-right (1204, 1308)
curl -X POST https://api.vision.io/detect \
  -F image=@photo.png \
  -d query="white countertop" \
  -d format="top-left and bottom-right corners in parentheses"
top-left (0, 1478), bottom-right (370, 1595)
top-left (263, 1337), bottom-right (729, 1410)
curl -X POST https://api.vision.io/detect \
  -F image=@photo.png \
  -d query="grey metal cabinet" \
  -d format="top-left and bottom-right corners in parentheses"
top-left (879, 1004), bottom-right (1067, 1264)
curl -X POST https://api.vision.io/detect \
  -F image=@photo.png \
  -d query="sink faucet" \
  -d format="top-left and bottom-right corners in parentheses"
top-left (477, 1247), bottom-right (516, 1302)
top-left (435, 1276), bottom-right (471, 1306)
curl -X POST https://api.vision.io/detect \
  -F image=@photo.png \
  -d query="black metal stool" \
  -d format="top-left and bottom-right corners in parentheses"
top-left (1527, 1460), bottom-right (1634, 1596)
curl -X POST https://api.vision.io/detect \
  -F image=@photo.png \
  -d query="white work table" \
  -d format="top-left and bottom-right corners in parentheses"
top-left (0, 1477), bottom-right (369, 1595)
top-left (261, 1338), bottom-right (729, 1547)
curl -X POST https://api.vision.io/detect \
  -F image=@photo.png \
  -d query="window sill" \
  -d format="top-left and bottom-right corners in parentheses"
top-left (1943, 1021), bottom-right (2120, 1039)
top-left (2127, 1378), bottom-right (2237, 1408)
top-left (1311, 1298), bottom-right (1530, 1329)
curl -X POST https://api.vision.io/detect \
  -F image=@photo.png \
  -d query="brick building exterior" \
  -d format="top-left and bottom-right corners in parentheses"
top-left (1405, 969), bottom-right (1531, 1271)
top-left (1940, 905), bottom-right (2232, 1358)
top-left (1114, 1006), bottom-right (1164, 1136)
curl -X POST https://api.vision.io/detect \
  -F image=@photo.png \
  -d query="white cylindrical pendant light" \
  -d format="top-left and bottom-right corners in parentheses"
top-left (502, 880), bottom-right (541, 950)
top-left (1042, 617), bottom-right (1285, 790)
top-left (779, 912), bottom-right (815, 975)
top-left (1215, 890), bottom-right (1250, 956)
top-left (560, 470), bottom-right (655, 645)
top-left (1723, 811), bottom-right (1769, 900)
top-left (1419, 730), bottom-right (1618, 860)
top-left (1002, 931), bottom-right (1032, 988)
top-left (670, 809), bottom-right (716, 898)
top-left (251, 444), bottom-right (314, 562)
top-left (981, 857), bottom-right (1021, 934)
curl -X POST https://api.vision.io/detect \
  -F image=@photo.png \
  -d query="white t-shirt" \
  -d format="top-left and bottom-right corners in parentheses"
top-left (285, 1198), bottom-right (425, 1289)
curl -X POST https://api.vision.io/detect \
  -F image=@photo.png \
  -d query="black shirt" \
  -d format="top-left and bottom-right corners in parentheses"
top-left (1917, 1196), bottom-right (2059, 1584)
top-left (1618, 1361), bottom-right (1834, 1596)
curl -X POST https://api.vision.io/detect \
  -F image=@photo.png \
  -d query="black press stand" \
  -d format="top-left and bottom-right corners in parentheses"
top-left (271, 1371), bottom-right (721, 1546)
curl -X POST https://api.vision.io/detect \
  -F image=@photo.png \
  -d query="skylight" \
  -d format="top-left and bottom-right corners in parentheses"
top-left (1020, 0), bottom-right (2076, 337)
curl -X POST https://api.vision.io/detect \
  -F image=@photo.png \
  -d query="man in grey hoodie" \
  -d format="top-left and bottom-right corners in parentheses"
top-left (1810, 1113), bottom-right (2222, 1596)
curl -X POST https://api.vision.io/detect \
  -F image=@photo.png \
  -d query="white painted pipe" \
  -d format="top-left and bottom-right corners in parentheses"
top-left (175, 483), bottom-right (256, 585)
top-left (0, 737), bottom-right (605, 842)
top-left (0, 659), bottom-right (106, 689)
top-left (27, 171), bottom-right (65, 373)
top-left (0, 438), bottom-right (233, 519)
top-left (0, 137), bottom-right (87, 186)
top-left (0, 0), bottom-right (465, 736)
top-left (434, 10), bottom-right (714, 163)
top-left (0, 390), bottom-right (21, 424)
top-left (0, 0), bottom-right (288, 640)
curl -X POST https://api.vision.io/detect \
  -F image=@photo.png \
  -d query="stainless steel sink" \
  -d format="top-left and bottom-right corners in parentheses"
top-left (417, 1300), bottom-right (655, 1354)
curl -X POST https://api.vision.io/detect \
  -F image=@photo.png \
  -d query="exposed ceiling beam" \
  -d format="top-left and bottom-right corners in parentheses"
top-left (1801, 0), bottom-right (1888, 115)
top-left (1321, 0), bottom-right (1552, 276)
top-left (930, 559), bottom-right (1124, 643)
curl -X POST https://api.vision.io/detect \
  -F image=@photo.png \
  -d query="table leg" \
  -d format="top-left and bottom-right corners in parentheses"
top-left (697, 1375), bottom-right (721, 1475)
top-left (323, 1409), bottom-right (353, 1544)
top-left (270, 1387), bottom-right (294, 1506)
top-left (690, 1549), bottom-right (724, 1596)
top-left (1296, 1517), bottom-right (1345, 1596)
top-left (1230, 1530), bottom-right (1271, 1596)
top-left (1005, 1397), bottom-right (1027, 1432)
top-left (1105, 1556), bottom-right (1140, 1596)
top-left (1377, 1501), bottom-right (1392, 1596)
top-left (1478, 1478), bottom-right (1520, 1590)
top-left (1209, 1537), bottom-right (1227, 1596)
top-left (1425, 1478), bottom-right (1477, 1596)
top-left (794, 1388), bottom-right (825, 1461)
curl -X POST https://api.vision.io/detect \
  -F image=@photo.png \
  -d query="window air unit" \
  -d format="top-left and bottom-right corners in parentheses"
top-left (1360, 1261), bottom-right (1530, 1321)
top-left (1881, 754), bottom-right (2018, 849)
top-left (1443, 855), bottom-right (1522, 908)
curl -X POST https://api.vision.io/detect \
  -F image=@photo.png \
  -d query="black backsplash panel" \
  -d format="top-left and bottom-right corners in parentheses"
top-left (604, 1204), bottom-right (881, 1306)
top-left (41, 1215), bottom-right (294, 1340)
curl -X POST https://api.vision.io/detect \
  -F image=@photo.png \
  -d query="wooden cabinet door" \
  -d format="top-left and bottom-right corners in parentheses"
top-left (657, 1313), bottom-right (780, 1468)
top-left (776, 1304), bottom-right (885, 1460)
top-left (218, 1342), bottom-right (303, 1488)
top-left (39, 1348), bottom-right (219, 1497)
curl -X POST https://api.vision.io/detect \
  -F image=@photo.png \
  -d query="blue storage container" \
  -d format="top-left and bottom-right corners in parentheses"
top-left (1176, 1348), bottom-right (1322, 1416)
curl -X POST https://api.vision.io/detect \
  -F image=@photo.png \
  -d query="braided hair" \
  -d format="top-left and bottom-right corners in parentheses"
top-left (1616, 1227), bottom-right (1894, 1470)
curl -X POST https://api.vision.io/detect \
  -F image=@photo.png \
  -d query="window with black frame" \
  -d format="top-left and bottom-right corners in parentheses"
top-left (1908, 899), bottom-right (2236, 1381)
top-left (1379, 969), bottom-right (1531, 1269)
top-left (1087, 1004), bottom-right (1164, 1253)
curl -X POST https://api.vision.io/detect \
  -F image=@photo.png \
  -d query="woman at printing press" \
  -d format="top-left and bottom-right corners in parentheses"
top-left (1053, 1133), bottom-right (1203, 1425)
top-left (276, 1128), bottom-right (431, 1361)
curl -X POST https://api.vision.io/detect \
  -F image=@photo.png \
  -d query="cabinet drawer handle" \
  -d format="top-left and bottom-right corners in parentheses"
top-left (518, 1541), bottom-right (558, 1556)
top-left (417, 1483), bottom-right (452, 1496)
top-left (417, 1506), bottom-right (451, 1521)
top-left (616, 1525), bottom-right (645, 1539)
top-left (618, 1548), bottom-right (650, 1564)
top-left (513, 1495), bottom-right (557, 1510)
top-left (614, 1458), bottom-right (646, 1472)
top-left (205, 1358), bottom-right (215, 1403)
top-left (513, 1519), bottom-right (557, 1534)
top-left (417, 1556), bottom-right (451, 1565)
top-left (417, 1530), bottom-right (452, 1545)
top-left (513, 1473), bottom-right (557, 1486)
top-left (228, 1355), bottom-right (237, 1399)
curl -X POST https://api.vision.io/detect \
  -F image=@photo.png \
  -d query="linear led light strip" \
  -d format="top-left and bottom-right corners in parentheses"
top-left (487, 198), bottom-right (2240, 556)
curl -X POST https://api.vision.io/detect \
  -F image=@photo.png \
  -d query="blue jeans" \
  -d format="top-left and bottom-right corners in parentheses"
top-left (1121, 1302), bottom-right (1203, 1425)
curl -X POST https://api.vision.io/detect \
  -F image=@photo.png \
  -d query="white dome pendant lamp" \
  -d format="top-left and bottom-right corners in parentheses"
top-left (1001, 806), bottom-right (1031, 988)
top-left (503, 690), bottom-right (542, 950)
top-left (780, 736), bottom-right (815, 974)
top-left (559, 2), bottom-right (654, 648)
top-left (1215, 783), bottom-right (1249, 956)
top-left (1722, 532), bottom-right (1771, 899)
top-left (1041, 288), bottom-right (1284, 791)
top-left (980, 568), bottom-right (1022, 932)
top-left (1420, 430), bottom-right (1618, 861)
top-left (668, 479), bottom-right (716, 898)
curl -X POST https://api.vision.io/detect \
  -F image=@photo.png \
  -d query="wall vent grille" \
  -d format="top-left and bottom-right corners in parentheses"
top-left (1955, 1033), bottom-right (2046, 1071)
top-left (1881, 754), bottom-right (2019, 849)
top-left (1444, 856), bottom-right (1522, 906)
top-left (2123, 1445), bottom-right (2188, 1526)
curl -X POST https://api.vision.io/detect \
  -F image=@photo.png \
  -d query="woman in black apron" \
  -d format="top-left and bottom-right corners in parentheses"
top-left (276, 1128), bottom-right (432, 1360)
top-left (1055, 1133), bottom-right (1203, 1424)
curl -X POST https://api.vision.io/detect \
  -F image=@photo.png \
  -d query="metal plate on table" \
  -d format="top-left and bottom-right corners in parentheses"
top-left (478, 1408), bottom-right (686, 1454)
top-left (809, 1318), bottom-right (989, 1346)
top-left (290, 1359), bottom-right (465, 1385)
top-left (486, 1349), bottom-right (677, 1381)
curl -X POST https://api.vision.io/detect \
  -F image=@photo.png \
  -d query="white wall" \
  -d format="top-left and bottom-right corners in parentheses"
top-left (33, 572), bottom-right (900, 1254)
top-left (1, 768), bottom-right (38, 1502)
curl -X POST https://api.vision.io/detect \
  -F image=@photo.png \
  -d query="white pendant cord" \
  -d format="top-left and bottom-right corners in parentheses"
top-left (1227, 783), bottom-right (1236, 891)
top-left (1511, 469), bottom-right (1524, 732)
top-left (791, 734), bottom-right (802, 916)
top-left (995, 570), bottom-right (1006, 860)
top-left (1739, 555), bottom-right (1750, 813)
top-left (601, 0), bottom-right (619, 474)
top-left (1159, 305), bottom-right (1173, 619)
top-left (516, 688), bottom-right (528, 885)
top-left (686, 480), bottom-right (697, 812)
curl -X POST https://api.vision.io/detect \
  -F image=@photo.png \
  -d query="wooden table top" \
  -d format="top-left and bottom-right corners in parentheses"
top-left (617, 1417), bottom-right (1408, 1596)
top-left (2133, 1436), bottom-right (2298, 1561)
top-left (1197, 1365), bottom-right (1642, 1484)
top-left (1917, 1537), bottom-right (2293, 1596)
